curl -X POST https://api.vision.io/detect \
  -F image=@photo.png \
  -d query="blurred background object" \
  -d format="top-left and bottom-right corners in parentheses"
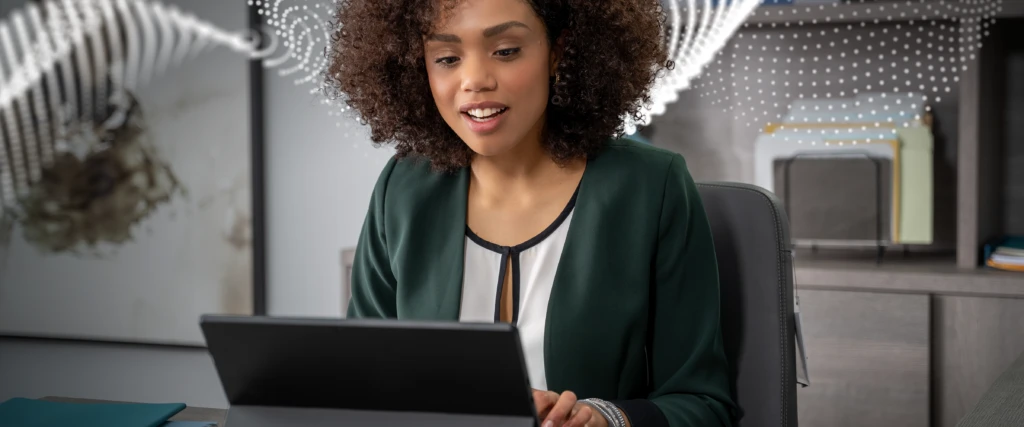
top-left (0, 0), bottom-right (264, 348)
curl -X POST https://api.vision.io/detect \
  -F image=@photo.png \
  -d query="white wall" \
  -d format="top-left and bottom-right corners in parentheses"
top-left (263, 2), bottom-right (394, 318)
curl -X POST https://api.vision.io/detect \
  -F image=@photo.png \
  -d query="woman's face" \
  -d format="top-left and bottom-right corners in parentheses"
top-left (424, 0), bottom-right (556, 159)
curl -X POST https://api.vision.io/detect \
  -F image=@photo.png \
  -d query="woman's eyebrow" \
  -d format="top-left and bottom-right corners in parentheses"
top-left (483, 21), bottom-right (530, 37)
top-left (427, 33), bottom-right (461, 43)
top-left (427, 21), bottom-right (530, 43)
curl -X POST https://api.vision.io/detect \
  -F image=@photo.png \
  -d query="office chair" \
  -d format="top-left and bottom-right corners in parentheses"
top-left (696, 182), bottom-right (800, 427)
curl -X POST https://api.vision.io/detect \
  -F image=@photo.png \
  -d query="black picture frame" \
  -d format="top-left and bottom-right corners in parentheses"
top-left (248, 5), bottom-right (268, 317)
top-left (0, 0), bottom-right (269, 349)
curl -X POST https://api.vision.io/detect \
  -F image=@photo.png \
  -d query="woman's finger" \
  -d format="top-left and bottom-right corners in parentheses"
top-left (564, 403), bottom-right (593, 427)
top-left (542, 391), bottom-right (577, 427)
top-left (533, 389), bottom-right (559, 419)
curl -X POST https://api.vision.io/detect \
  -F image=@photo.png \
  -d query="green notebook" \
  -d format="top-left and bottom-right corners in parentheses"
top-left (0, 398), bottom-right (186, 427)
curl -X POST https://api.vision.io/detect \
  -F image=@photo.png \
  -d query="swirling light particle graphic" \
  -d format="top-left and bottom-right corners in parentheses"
top-left (248, 0), bottom-right (332, 88)
top-left (626, 0), bottom-right (764, 134)
top-left (688, 0), bottom-right (1002, 145)
top-left (247, 0), bottom-right (366, 132)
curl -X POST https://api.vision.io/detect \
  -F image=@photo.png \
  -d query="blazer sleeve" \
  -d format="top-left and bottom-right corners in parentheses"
top-left (616, 154), bottom-right (739, 427)
top-left (346, 157), bottom-right (400, 319)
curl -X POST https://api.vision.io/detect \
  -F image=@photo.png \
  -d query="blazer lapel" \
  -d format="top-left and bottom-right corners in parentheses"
top-left (429, 167), bottom-right (469, 321)
top-left (543, 155), bottom-right (599, 392)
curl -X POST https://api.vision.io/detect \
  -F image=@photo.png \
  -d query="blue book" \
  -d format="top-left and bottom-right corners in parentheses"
top-left (983, 235), bottom-right (1024, 265)
top-left (0, 398), bottom-right (186, 427)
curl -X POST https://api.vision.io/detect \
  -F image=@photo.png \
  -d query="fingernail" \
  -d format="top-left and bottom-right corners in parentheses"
top-left (543, 421), bottom-right (553, 427)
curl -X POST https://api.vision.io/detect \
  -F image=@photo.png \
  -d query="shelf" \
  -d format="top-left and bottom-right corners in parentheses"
top-left (795, 254), bottom-right (1024, 298)
top-left (742, 0), bottom-right (1024, 26)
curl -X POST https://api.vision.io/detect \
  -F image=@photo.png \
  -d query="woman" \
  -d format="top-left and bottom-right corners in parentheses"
top-left (324, 0), bottom-right (738, 426)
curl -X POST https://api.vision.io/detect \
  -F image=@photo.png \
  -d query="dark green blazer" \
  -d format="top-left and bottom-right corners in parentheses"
top-left (348, 138), bottom-right (738, 427)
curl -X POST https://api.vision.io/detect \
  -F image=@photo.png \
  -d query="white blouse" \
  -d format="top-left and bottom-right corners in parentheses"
top-left (458, 190), bottom-right (579, 392)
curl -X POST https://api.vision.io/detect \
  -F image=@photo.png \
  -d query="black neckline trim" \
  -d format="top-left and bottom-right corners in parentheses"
top-left (492, 253), bottom-right (510, 323)
top-left (466, 183), bottom-right (581, 254)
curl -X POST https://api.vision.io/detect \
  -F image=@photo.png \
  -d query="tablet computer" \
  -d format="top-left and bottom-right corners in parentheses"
top-left (200, 314), bottom-right (538, 427)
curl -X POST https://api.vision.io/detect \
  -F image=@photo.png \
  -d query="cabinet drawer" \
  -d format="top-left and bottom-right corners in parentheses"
top-left (796, 289), bottom-right (930, 427)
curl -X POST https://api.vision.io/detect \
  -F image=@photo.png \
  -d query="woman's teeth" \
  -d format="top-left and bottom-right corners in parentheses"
top-left (467, 107), bottom-right (507, 121)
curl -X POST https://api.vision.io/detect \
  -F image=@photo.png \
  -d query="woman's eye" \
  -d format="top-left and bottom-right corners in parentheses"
top-left (495, 48), bottom-right (521, 58)
top-left (435, 56), bottom-right (459, 67)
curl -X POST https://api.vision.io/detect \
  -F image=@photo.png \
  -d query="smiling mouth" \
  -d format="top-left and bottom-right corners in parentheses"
top-left (464, 107), bottom-right (509, 122)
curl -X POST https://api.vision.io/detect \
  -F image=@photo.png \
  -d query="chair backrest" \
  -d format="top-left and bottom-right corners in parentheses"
top-left (696, 182), bottom-right (798, 427)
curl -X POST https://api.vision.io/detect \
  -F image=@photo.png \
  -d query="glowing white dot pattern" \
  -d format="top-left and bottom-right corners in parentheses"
top-left (625, 0), bottom-right (763, 134)
top-left (248, 0), bottom-right (332, 88)
top-left (248, 0), bottom-right (372, 129)
top-left (688, 0), bottom-right (1002, 144)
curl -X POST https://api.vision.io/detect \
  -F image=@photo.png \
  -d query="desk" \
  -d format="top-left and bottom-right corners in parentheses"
top-left (40, 396), bottom-right (227, 426)
top-left (956, 350), bottom-right (1024, 427)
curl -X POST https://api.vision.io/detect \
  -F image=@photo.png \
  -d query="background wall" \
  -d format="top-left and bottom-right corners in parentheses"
top-left (263, 20), bottom-right (393, 317)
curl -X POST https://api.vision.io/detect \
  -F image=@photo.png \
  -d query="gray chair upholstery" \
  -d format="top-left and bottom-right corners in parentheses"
top-left (696, 182), bottom-right (799, 427)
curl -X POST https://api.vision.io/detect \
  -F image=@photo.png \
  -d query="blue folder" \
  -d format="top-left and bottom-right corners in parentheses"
top-left (0, 398), bottom-right (186, 427)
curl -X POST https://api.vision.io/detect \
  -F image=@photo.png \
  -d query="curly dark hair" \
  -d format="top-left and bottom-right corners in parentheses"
top-left (323, 0), bottom-right (671, 172)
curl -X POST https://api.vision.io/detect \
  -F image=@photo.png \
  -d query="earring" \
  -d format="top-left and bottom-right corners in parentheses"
top-left (551, 74), bottom-right (565, 105)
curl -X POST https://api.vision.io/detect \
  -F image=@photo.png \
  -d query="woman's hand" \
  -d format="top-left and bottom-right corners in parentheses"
top-left (532, 389), bottom-right (609, 427)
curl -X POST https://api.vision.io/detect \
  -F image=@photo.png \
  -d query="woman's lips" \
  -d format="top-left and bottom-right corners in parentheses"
top-left (462, 107), bottom-right (509, 134)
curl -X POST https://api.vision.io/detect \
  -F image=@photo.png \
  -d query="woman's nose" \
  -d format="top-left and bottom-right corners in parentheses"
top-left (460, 58), bottom-right (496, 92)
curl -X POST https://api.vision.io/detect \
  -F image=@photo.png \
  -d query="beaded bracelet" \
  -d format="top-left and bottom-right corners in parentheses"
top-left (580, 398), bottom-right (627, 427)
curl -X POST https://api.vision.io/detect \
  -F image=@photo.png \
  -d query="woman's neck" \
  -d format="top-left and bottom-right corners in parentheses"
top-left (472, 136), bottom-right (549, 179)
top-left (468, 136), bottom-right (585, 207)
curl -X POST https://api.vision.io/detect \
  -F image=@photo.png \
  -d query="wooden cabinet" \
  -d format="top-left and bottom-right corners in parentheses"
top-left (933, 296), bottom-right (1024, 427)
top-left (796, 290), bottom-right (930, 427)
top-left (795, 260), bottom-right (1024, 427)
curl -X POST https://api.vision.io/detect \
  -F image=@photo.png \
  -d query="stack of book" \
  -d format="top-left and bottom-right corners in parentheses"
top-left (985, 236), bottom-right (1024, 272)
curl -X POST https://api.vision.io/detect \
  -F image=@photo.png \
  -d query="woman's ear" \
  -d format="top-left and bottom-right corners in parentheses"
top-left (549, 30), bottom-right (568, 76)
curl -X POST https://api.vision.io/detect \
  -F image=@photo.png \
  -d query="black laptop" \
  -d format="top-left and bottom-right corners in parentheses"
top-left (200, 314), bottom-right (539, 427)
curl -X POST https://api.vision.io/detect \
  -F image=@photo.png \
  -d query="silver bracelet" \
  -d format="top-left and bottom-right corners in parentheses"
top-left (580, 398), bottom-right (627, 427)
top-left (580, 398), bottom-right (615, 424)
